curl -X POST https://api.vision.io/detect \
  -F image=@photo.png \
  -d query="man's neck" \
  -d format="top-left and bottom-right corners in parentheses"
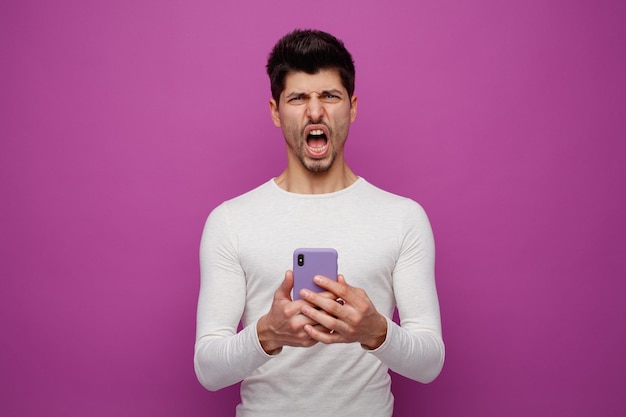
top-left (274, 162), bottom-right (358, 194)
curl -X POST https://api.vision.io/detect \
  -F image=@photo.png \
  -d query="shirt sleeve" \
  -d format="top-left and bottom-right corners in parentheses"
top-left (368, 201), bottom-right (445, 383)
top-left (193, 203), bottom-right (273, 391)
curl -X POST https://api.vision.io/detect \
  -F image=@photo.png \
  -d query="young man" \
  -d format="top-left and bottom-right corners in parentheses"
top-left (194, 29), bottom-right (444, 416)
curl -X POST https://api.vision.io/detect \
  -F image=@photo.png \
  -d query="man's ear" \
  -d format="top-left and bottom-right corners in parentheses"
top-left (269, 98), bottom-right (281, 127)
top-left (350, 95), bottom-right (358, 123)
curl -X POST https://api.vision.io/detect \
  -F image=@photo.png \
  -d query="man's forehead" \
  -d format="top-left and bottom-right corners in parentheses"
top-left (282, 69), bottom-right (345, 93)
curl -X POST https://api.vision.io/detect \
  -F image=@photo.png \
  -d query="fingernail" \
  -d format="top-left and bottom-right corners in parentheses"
top-left (301, 289), bottom-right (310, 298)
top-left (314, 275), bottom-right (323, 283)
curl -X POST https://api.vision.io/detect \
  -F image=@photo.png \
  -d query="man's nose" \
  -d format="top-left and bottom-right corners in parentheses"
top-left (306, 96), bottom-right (324, 121)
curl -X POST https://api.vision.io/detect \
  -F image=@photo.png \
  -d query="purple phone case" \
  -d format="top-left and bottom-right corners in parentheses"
top-left (293, 248), bottom-right (338, 300)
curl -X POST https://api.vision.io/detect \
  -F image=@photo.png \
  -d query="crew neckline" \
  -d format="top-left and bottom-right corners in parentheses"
top-left (269, 177), bottom-right (365, 198)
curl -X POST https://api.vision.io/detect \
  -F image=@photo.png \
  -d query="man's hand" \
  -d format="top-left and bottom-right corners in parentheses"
top-left (256, 270), bottom-right (332, 355)
top-left (299, 274), bottom-right (388, 350)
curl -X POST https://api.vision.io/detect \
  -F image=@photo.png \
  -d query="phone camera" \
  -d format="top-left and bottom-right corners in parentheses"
top-left (297, 254), bottom-right (304, 266)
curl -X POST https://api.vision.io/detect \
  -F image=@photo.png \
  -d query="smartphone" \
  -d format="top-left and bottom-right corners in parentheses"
top-left (292, 248), bottom-right (338, 300)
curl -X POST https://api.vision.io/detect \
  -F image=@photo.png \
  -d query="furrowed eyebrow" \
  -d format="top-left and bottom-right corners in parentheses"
top-left (320, 89), bottom-right (343, 97)
top-left (285, 92), bottom-right (307, 100)
top-left (285, 89), bottom-right (344, 100)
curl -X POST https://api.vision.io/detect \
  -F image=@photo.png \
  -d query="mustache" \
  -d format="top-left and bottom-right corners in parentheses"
top-left (303, 121), bottom-right (330, 133)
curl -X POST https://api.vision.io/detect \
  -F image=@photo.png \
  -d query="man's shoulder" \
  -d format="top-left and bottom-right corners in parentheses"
top-left (208, 179), bottom-right (275, 217)
top-left (359, 179), bottom-right (423, 208)
top-left (226, 179), bottom-right (275, 204)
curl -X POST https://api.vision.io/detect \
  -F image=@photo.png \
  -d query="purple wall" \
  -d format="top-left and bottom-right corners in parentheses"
top-left (2, 1), bottom-right (624, 416)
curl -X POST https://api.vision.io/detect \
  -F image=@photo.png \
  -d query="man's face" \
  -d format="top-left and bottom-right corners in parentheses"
top-left (270, 69), bottom-right (357, 173)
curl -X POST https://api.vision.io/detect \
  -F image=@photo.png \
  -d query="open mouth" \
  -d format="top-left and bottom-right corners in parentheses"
top-left (306, 129), bottom-right (329, 156)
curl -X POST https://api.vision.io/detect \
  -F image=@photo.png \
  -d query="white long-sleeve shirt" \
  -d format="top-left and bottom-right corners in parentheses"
top-left (195, 178), bottom-right (444, 416)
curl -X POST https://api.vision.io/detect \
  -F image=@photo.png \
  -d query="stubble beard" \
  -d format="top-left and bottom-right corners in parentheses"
top-left (285, 123), bottom-right (338, 173)
top-left (285, 120), bottom-right (347, 174)
top-left (297, 144), bottom-right (337, 173)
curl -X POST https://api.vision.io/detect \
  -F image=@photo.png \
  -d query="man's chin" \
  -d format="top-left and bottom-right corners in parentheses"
top-left (302, 156), bottom-right (335, 173)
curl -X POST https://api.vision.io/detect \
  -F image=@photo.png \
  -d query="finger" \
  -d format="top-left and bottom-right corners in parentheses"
top-left (304, 323), bottom-right (344, 344)
top-left (317, 290), bottom-right (338, 300)
top-left (300, 288), bottom-right (346, 319)
top-left (276, 270), bottom-right (294, 300)
top-left (293, 289), bottom-right (334, 312)
top-left (313, 275), bottom-right (350, 298)
top-left (337, 274), bottom-right (347, 285)
top-left (311, 323), bottom-right (333, 334)
top-left (301, 304), bottom-right (341, 333)
top-left (297, 289), bottom-right (336, 302)
top-left (335, 275), bottom-right (348, 304)
top-left (313, 274), bottom-right (350, 300)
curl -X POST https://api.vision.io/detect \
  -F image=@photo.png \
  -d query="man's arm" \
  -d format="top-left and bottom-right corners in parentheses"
top-left (299, 201), bottom-right (445, 383)
top-left (194, 205), bottom-right (333, 390)
top-left (194, 204), bottom-right (272, 391)
top-left (369, 201), bottom-right (444, 383)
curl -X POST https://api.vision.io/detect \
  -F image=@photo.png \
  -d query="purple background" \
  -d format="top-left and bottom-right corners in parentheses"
top-left (1, 1), bottom-right (625, 416)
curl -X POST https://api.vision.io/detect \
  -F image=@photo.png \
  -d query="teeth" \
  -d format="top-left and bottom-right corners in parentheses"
top-left (308, 144), bottom-right (328, 153)
top-left (309, 129), bottom-right (324, 136)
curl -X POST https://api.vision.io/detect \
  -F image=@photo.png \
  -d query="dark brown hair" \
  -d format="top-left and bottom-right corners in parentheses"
top-left (266, 29), bottom-right (355, 105)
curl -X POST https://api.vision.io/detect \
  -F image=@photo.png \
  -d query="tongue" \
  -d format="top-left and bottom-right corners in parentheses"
top-left (307, 137), bottom-right (327, 148)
